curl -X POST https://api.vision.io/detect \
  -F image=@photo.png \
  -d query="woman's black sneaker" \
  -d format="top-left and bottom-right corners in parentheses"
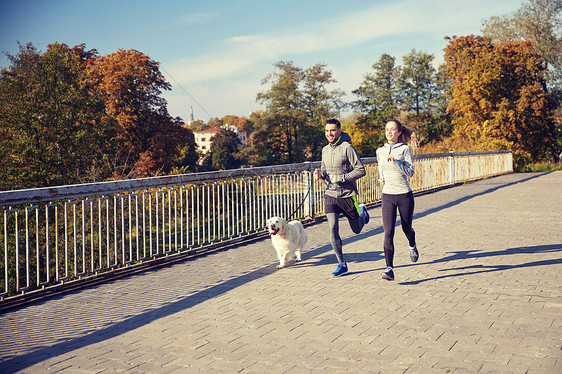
top-left (410, 245), bottom-right (419, 262)
top-left (381, 267), bottom-right (394, 281)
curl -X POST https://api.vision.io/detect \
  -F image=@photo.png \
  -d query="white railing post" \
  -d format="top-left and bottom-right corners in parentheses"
top-left (304, 162), bottom-right (313, 219)
top-left (449, 151), bottom-right (456, 185)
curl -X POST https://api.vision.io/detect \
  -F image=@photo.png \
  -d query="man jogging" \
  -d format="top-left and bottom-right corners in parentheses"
top-left (313, 118), bottom-right (369, 277)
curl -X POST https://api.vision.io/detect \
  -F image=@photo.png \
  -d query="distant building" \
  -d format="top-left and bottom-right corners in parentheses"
top-left (193, 127), bottom-right (221, 154)
top-left (193, 125), bottom-right (249, 154)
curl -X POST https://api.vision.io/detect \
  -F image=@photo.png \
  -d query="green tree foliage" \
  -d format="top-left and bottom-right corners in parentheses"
top-left (0, 42), bottom-right (100, 189)
top-left (400, 51), bottom-right (453, 147)
top-left (170, 122), bottom-right (199, 175)
top-left (255, 61), bottom-right (307, 165)
top-left (443, 35), bottom-right (554, 166)
top-left (352, 54), bottom-right (401, 116)
top-left (350, 54), bottom-right (401, 156)
top-left (399, 49), bottom-right (437, 116)
top-left (301, 63), bottom-right (345, 161)
top-left (205, 129), bottom-right (244, 170)
top-left (350, 52), bottom-right (451, 155)
top-left (252, 61), bottom-right (341, 165)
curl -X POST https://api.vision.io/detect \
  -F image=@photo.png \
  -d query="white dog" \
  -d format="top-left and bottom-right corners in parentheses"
top-left (266, 216), bottom-right (308, 268)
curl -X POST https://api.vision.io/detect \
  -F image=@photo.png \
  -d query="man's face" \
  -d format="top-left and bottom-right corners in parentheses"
top-left (325, 123), bottom-right (342, 144)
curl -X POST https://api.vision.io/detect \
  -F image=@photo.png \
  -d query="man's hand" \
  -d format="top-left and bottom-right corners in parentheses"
top-left (313, 168), bottom-right (322, 180)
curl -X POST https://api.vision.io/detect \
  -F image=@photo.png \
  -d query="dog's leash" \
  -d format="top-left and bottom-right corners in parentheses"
top-left (286, 189), bottom-right (311, 221)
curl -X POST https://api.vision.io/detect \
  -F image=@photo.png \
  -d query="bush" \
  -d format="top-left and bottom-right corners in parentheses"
top-left (516, 161), bottom-right (562, 173)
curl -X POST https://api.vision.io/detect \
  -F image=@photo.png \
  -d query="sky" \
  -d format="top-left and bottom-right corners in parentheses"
top-left (0, 0), bottom-right (524, 122)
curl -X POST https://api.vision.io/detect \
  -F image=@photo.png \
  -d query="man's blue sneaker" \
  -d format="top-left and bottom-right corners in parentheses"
top-left (331, 263), bottom-right (348, 277)
top-left (359, 204), bottom-right (369, 224)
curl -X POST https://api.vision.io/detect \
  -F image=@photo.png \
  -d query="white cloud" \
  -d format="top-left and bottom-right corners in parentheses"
top-left (165, 0), bottom-right (467, 85)
top-left (162, 0), bottom-right (522, 118)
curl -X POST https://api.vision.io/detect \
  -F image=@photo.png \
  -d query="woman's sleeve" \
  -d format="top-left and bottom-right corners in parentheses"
top-left (396, 147), bottom-right (414, 178)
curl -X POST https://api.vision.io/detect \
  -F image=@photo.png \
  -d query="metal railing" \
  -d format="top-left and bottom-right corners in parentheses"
top-left (0, 150), bottom-right (512, 300)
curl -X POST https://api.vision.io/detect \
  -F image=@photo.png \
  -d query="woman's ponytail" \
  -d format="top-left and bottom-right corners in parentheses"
top-left (388, 119), bottom-right (419, 155)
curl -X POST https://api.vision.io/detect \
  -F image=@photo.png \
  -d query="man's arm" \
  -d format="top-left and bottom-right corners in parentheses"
top-left (332, 146), bottom-right (366, 183)
top-left (314, 157), bottom-right (327, 180)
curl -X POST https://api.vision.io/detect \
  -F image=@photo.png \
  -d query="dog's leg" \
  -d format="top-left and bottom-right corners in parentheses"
top-left (277, 251), bottom-right (289, 269)
top-left (277, 254), bottom-right (285, 268)
top-left (295, 249), bottom-right (302, 262)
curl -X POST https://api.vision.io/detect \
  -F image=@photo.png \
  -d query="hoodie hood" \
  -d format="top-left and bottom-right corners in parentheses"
top-left (333, 132), bottom-right (352, 146)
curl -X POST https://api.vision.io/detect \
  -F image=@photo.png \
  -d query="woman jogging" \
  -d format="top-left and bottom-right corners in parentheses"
top-left (376, 119), bottom-right (419, 281)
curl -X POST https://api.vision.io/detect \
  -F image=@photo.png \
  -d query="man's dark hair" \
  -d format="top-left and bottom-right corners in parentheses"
top-left (325, 118), bottom-right (341, 129)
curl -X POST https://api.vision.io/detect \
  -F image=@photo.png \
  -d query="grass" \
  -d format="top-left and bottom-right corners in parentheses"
top-left (516, 161), bottom-right (562, 173)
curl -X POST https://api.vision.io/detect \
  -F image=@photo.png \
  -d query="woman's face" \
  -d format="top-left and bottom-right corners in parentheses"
top-left (385, 121), bottom-right (401, 143)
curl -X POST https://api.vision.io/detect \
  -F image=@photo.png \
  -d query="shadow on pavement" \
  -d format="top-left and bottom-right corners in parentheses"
top-left (399, 243), bottom-right (562, 285)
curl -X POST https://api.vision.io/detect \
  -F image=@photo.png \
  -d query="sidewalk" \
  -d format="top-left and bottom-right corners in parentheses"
top-left (0, 172), bottom-right (560, 373)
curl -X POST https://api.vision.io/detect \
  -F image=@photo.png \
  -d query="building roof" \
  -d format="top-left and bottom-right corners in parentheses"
top-left (194, 127), bottom-right (222, 134)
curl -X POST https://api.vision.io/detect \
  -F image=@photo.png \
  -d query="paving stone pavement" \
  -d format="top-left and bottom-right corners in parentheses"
top-left (0, 171), bottom-right (561, 374)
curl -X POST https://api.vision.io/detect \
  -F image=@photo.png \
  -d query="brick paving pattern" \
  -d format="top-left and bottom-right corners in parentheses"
top-left (0, 171), bottom-right (560, 373)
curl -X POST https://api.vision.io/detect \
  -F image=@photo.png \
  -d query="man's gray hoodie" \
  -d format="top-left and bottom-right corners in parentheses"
top-left (319, 132), bottom-right (366, 199)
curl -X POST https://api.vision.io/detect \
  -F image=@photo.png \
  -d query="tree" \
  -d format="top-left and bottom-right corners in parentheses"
top-left (255, 61), bottom-right (306, 164)
top-left (482, 0), bottom-right (561, 161)
top-left (0, 43), bottom-right (199, 190)
top-left (350, 54), bottom-right (401, 156)
top-left (206, 129), bottom-right (244, 170)
top-left (301, 63), bottom-right (344, 160)
top-left (207, 117), bottom-right (222, 128)
top-left (0, 42), bottom-right (101, 189)
top-left (169, 121), bottom-right (199, 175)
top-left (220, 115), bottom-right (254, 132)
top-left (482, 0), bottom-right (561, 86)
top-left (399, 50), bottom-right (454, 147)
top-left (86, 49), bottom-right (198, 178)
top-left (253, 61), bottom-right (342, 165)
top-left (234, 116), bottom-right (253, 132)
top-left (399, 49), bottom-right (437, 116)
top-left (444, 35), bottom-right (554, 166)
top-left (352, 54), bottom-right (401, 116)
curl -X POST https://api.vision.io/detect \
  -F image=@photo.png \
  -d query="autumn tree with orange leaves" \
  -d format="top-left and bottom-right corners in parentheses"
top-left (0, 43), bottom-right (198, 190)
top-left (86, 49), bottom-right (198, 179)
top-left (442, 35), bottom-right (556, 167)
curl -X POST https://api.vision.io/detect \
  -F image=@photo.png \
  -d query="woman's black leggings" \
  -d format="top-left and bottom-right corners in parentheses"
top-left (382, 192), bottom-right (416, 268)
